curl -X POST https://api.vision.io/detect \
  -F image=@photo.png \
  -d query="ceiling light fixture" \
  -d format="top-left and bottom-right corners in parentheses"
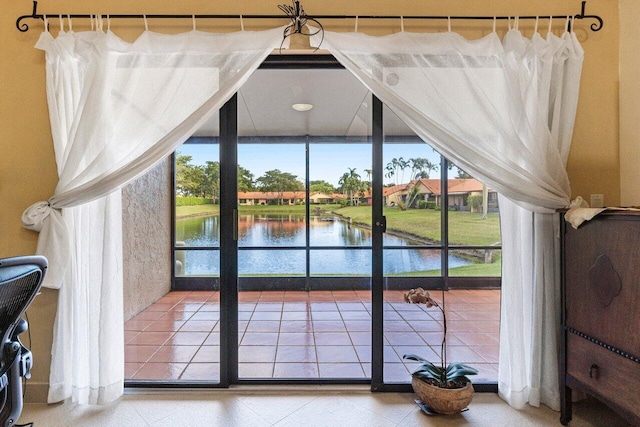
top-left (292, 103), bottom-right (313, 112)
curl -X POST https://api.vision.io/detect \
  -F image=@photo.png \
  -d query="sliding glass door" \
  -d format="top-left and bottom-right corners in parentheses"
top-left (155, 58), bottom-right (501, 388)
top-left (169, 116), bottom-right (221, 383)
top-left (234, 68), bottom-right (373, 380)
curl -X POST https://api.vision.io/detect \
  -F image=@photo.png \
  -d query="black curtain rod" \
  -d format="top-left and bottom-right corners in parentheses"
top-left (16, 0), bottom-right (603, 33)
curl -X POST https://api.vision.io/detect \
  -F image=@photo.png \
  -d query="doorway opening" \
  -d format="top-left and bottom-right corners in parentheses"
top-left (125, 56), bottom-right (501, 389)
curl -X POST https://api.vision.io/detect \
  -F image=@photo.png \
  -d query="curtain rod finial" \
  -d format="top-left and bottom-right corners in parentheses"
top-left (576, 1), bottom-right (603, 31)
top-left (16, 0), bottom-right (42, 32)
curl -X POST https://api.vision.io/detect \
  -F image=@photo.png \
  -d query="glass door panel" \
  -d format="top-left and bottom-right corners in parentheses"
top-left (173, 133), bottom-right (221, 382)
top-left (236, 68), bottom-right (372, 380)
top-left (381, 105), bottom-right (443, 383)
top-left (309, 140), bottom-right (373, 284)
top-left (174, 138), bottom-right (221, 278)
top-left (307, 95), bottom-right (372, 381)
top-left (236, 142), bottom-right (307, 281)
top-left (445, 161), bottom-right (501, 382)
top-left (446, 160), bottom-right (502, 278)
top-left (124, 121), bottom-right (222, 382)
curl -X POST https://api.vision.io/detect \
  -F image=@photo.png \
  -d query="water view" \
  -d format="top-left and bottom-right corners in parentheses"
top-left (176, 213), bottom-right (472, 276)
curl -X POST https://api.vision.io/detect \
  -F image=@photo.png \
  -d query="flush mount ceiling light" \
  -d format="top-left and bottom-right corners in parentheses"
top-left (292, 103), bottom-right (313, 112)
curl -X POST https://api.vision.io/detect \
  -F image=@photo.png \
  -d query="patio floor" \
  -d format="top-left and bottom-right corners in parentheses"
top-left (125, 289), bottom-right (500, 383)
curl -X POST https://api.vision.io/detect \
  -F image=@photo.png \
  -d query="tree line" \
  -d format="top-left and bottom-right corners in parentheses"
top-left (176, 153), bottom-right (458, 206)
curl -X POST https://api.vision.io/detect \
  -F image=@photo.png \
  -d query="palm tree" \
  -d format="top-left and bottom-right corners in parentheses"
top-left (385, 157), bottom-right (409, 186)
top-left (410, 157), bottom-right (439, 180)
top-left (338, 167), bottom-right (363, 206)
top-left (385, 158), bottom-right (412, 209)
top-left (364, 168), bottom-right (372, 192)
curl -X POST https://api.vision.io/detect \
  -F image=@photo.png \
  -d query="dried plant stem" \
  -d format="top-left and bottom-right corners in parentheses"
top-left (441, 288), bottom-right (446, 372)
top-left (432, 295), bottom-right (447, 382)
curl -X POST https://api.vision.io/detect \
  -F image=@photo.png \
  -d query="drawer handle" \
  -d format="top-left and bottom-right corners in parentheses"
top-left (589, 364), bottom-right (599, 379)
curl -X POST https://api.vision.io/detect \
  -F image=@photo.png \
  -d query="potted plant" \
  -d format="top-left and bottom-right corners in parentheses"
top-left (402, 287), bottom-right (478, 415)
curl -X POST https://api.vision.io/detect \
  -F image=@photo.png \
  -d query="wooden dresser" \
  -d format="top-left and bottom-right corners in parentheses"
top-left (560, 211), bottom-right (640, 425)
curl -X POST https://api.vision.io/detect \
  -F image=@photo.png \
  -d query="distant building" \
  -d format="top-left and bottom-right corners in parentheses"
top-left (236, 179), bottom-right (497, 211)
top-left (237, 191), bottom-right (306, 205)
top-left (308, 192), bottom-right (343, 204)
top-left (383, 178), bottom-right (498, 211)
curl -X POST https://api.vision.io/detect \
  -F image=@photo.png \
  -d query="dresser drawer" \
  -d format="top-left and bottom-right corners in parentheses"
top-left (566, 333), bottom-right (640, 418)
top-left (564, 217), bottom-right (640, 356)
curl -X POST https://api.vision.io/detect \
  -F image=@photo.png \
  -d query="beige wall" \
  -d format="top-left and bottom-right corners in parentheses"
top-left (0, 0), bottom-right (624, 402)
top-left (619, 0), bottom-right (640, 206)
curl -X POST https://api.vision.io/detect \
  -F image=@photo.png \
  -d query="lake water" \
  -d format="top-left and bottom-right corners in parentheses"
top-left (176, 214), bottom-right (471, 276)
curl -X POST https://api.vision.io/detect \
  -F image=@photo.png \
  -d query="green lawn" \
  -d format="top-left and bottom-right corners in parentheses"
top-left (389, 258), bottom-right (501, 277)
top-left (448, 260), bottom-right (501, 276)
top-left (335, 206), bottom-right (500, 246)
top-left (176, 204), bottom-right (219, 217)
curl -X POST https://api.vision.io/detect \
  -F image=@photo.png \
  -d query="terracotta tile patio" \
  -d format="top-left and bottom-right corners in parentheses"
top-left (125, 289), bottom-right (500, 383)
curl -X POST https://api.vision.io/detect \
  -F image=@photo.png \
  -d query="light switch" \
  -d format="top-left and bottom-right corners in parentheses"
top-left (590, 194), bottom-right (604, 208)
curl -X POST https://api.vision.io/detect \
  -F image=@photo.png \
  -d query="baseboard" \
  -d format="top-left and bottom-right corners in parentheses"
top-left (23, 381), bottom-right (49, 403)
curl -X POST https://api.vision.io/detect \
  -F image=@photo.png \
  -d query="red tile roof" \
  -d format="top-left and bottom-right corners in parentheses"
top-left (383, 178), bottom-right (488, 197)
top-left (238, 191), bottom-right (306, 200)
top-left (383, 184), bottom-right (408, 196)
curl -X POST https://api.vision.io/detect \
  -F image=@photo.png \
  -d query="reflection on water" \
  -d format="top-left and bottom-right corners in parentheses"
top-left (176, 214), bottom-right (470, 276)
top-left (176, 216), bottom-right (221, 246)
top-left (238, 214), bottom-right (306, 246)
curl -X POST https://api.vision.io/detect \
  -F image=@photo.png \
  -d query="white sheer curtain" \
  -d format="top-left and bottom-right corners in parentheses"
top-left (316, 28), bottom-right (583, 410)
top-left (23, 18), bottom-right (583, 410)
top-left (22, 25), bottom-right (286, 404)
top-left (497, 29), bottom-right (583, 410)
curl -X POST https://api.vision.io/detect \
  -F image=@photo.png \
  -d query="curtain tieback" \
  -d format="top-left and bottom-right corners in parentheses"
top-left (22, 200), bottom-right (55, 232)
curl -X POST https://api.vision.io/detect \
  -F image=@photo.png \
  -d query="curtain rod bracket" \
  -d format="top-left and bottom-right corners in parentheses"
top-left (15, 0), bottom-right (604, 34)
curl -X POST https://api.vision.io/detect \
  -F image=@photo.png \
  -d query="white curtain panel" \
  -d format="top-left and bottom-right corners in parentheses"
top-left (23, 26), bottom-right (286, 404)
top-left (317, 28), bottom-right (583, 410)
top-left (22, 19), bottom-right (583, 409)
top-left (498, 30), bottom-right (583, 410)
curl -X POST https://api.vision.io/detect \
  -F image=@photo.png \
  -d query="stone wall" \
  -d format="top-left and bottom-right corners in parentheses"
top-left (122, 158), bottom-right (172, 321)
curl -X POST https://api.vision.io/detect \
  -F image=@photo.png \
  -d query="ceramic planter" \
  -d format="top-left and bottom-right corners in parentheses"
top-left (411, 376), bottom-right (474, 415)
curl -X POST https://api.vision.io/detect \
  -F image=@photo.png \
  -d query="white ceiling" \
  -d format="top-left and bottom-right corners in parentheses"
top-left (192, 68), bottom-right (415, 138)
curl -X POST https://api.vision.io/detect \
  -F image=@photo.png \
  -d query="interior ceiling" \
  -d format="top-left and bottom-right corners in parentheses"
top-left (192, 68), bottom-right (415, 138)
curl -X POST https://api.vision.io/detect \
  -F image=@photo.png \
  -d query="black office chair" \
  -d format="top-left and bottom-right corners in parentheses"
top-left (0, 256), bottom-right (47, 427)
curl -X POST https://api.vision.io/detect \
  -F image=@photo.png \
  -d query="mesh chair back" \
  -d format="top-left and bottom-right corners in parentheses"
top-left (0, 256), bottom-right (47, 426)
top-left (0, 257), bottom-right (47, 345)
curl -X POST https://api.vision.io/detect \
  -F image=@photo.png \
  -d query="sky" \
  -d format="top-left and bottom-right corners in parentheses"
top-left (178, 142), bottom-right (448, 187)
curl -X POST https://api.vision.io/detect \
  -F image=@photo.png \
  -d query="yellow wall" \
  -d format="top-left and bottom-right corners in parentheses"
top-left (619, 0), bottom-right (640, 206)
top-left (0, 0), bottom-right (622, 401)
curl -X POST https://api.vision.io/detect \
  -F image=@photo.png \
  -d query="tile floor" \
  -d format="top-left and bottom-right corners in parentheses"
top-left (125, 289), bottom-right (499, 383)
top-left (20, 388), bottom-right (630, 426)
